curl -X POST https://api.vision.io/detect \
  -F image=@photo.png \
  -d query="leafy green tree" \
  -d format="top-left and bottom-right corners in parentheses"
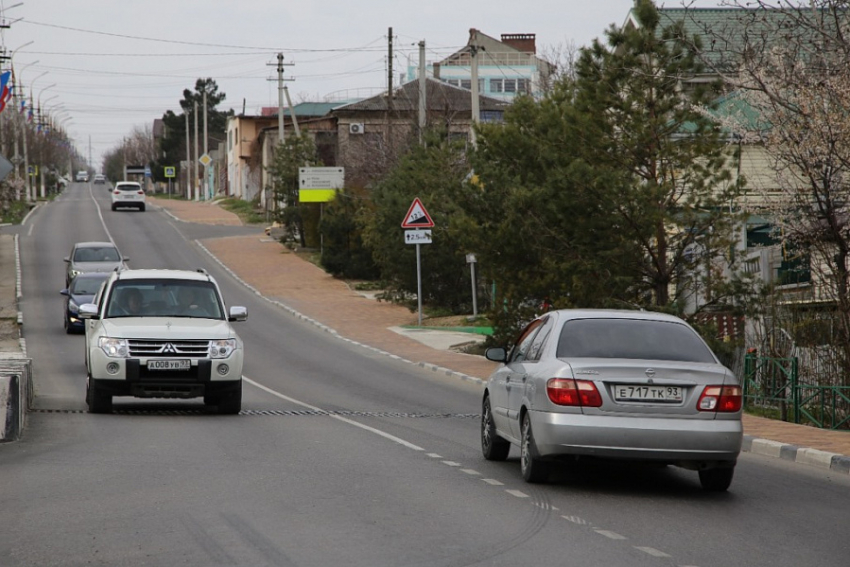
top-left (572, 0), bottom-right (744, 308)
top-left (361, 130), bottom-right (479, 313)
top-left (468, 0), bottom-right (749, 344)
top-left (155, 78), bottom-right (232, 187)
top-left (266, 135), bottom-right (321, 247)
top-left (319, 186), bottom-right (380, 279)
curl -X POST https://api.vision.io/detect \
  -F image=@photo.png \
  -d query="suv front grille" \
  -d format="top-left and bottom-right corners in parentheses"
top-left (128, 339), bottom-right (210, 358)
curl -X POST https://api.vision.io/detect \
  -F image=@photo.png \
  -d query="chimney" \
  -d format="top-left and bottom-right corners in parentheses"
top-left (501, 33), bottom-right (536, 54)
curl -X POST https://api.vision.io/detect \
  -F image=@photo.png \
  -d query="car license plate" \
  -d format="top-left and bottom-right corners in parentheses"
top-left (614, 384), bottom-right (683, 402)
top-left (147, 359), bottom-right (190, 371)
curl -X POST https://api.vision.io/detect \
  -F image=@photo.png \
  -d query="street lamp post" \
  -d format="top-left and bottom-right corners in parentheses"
top-left (23, 71), bottom-right (48, 202)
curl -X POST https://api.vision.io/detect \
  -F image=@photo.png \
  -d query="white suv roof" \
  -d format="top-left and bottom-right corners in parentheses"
top-left (113, 268), bottom-right (212, 282)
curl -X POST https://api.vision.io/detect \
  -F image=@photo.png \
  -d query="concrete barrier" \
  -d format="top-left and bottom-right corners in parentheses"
top-left (0, 358), bottom-right (33, 442)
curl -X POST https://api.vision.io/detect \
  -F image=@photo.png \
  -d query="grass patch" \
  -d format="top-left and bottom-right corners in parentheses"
top-left (0, 200), bottom-right (35, 224)
top-left (217, 198), bottom-right (265, 224)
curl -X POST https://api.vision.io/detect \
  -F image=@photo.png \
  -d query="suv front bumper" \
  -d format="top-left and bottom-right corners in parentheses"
top-left (88, 350), bottom-right (243, 399)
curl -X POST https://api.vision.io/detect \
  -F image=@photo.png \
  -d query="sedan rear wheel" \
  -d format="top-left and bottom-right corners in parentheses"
top-left (698, 466), bottom-right (735, 492)
top-left (481, 396), bottom-right (510, 461)
top-left (520, 412), bottom-right (550, 483)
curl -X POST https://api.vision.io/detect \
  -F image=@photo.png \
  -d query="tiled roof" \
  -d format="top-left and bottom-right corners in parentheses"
top-left (333, 78), bottom-right (509, 113)
top-left (637, 7), bottom-right (825, 70)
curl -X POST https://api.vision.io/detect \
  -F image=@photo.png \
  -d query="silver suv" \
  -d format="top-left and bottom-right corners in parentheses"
top-left (80, 268), bottom-right (247, 414)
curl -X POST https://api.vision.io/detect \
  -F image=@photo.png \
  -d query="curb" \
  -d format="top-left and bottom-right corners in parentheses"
top-left (743, 435), bottom-right (850, 475)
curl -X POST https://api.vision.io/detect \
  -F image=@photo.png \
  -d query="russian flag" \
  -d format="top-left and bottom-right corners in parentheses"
top-left (0, 71), bottom-right (11, 113)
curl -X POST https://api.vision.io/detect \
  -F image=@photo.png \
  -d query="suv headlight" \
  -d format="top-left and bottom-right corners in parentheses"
top-left (99, 337), bottom-right (129, 358)
top-left (70, 269), bottom-right (82, 279)
top-left (210, 339), bottom-right (237, 359)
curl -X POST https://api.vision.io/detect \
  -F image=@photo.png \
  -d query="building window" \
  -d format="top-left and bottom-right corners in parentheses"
top-left (490, 79), bottom-right (503, 93)
top-left (517, 78), bottom-right (530, 93)
top-left (504, 79), bottom-right (517, 93)
top-left (460, 79), bottom-right (471, 90)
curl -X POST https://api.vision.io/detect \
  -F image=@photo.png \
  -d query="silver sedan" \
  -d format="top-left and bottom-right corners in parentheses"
top-left (481, 309), bottom-right (743, 491)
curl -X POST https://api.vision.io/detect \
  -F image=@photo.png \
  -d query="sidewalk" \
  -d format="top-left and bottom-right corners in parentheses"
top-left (153, 197), bottom-right (850, 474)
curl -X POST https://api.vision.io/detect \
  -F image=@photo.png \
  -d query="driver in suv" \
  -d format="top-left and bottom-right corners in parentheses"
top-left (79, 268), bottom-right (247, 414)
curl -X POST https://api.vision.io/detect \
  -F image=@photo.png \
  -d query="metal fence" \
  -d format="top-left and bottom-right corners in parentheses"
top-left (743, 354), bottom-right (850, 430)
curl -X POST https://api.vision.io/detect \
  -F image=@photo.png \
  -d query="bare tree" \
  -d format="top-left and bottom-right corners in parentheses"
top-left (688, 0), bottom-right (850, 382)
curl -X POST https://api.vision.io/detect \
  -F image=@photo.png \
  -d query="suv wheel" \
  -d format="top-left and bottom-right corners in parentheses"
top-left (210, 387), bottom-right (242, 415)
top-left (86, 377), bottom-right (113, 414)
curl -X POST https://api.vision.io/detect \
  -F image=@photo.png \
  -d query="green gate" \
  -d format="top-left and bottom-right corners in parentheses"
top-left (743, 354), bottom-right (850, 430)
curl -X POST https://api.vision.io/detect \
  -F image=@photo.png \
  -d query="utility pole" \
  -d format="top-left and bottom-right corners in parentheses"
top-left (203, 89), bottom-right (209, 200)
top-left (194, 100), bottom-right (199, 201)
top-left (418, 40), bottom-right (426, 144)
top-left (469, 42), bottom-right (482, 147)
top-left (283, 86), bottom-right (300, 137)
top-left (185, 111), bottom-right (190, 198)
top-left (387, 27), bottom-right (393, 151)
top-left (267, 54), bottom-right (294, 145)
top-left (277, 53), bottom-right (284, 143)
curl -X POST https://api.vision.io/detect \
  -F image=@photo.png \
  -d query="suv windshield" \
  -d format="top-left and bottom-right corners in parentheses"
top-left (105, 279), bottom-right (223, 319)
top-left (556, 318), bottom-right (717, 363)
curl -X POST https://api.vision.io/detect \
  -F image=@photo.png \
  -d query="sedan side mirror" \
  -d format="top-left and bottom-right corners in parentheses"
top-left (228, 306), bottom-right (248, 322)
top-left (485, 347), bottom-right (507, 363)
top-left (63, 257), bottom-right (70, 263)
top-left (60, 289), bottom-right (69, 296)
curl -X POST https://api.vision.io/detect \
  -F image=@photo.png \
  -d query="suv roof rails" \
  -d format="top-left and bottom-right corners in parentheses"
top-left (196, 268), bottom-right (209, 277)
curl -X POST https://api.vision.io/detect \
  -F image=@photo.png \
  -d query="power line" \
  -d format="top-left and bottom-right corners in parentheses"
top-left (20, 20), bottom-right (401, 53)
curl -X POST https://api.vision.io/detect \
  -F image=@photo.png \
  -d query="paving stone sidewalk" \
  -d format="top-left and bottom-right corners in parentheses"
top-left (152, 196), bottom-right (850, 471)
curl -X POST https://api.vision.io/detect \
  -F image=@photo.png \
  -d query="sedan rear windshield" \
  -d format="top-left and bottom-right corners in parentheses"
top-left (556, 318), bottom-right (717, 363)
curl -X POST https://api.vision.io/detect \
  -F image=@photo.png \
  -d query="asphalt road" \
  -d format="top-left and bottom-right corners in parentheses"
top-left (1, 183), bottom-right (848, 567)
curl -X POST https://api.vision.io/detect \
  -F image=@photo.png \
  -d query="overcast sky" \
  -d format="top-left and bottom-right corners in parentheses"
top-left (1, 0), bottom-right (726, 168)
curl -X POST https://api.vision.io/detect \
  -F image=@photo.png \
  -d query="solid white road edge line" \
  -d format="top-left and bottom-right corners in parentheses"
top-left (243, 375), bottom-right (424, 451)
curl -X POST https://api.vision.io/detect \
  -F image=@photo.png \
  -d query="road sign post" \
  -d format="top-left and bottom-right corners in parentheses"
top-left (401, 198), bottom-right (435, 326)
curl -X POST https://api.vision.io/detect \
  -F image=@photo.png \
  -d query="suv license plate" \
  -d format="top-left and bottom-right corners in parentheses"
top-left (614, 384), bottom-right (683, 402)
top-left (148, 360), bottom-right (191, 371)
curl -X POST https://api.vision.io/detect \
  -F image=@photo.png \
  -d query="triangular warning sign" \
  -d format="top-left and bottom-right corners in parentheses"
top-left (401, 197), bottom-right (434, 228)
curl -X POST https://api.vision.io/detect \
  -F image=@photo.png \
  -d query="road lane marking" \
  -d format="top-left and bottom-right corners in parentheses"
top-left (427, 453), bottom-right (443, 458)
top-left (244, 376), bottom-right (424, 451)
top-left (481, 479), bottom-right (503, 486)
top-left (635, 547), bottom-right (671, 558)
top-left (441, 460), bottom-right (461, 467)
top-left (505, 489), bottom-right (529, 498)
top-left (562, 515), bottom-right (588, 525)
top-left (460, 469), bottom-right (480, 475)
top-left (595, 530), bottom-right (627, 540)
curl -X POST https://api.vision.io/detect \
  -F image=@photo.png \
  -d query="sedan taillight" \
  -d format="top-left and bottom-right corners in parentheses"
top-left (547, 378), bottom-right (602, 407)
top-left (697, 385), bottom-right (742, 412)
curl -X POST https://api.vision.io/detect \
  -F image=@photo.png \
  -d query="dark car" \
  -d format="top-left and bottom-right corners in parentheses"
top-left (64, 241), bottom-right (128, 287)
top-left (60, 273), bottom-right (110, 333)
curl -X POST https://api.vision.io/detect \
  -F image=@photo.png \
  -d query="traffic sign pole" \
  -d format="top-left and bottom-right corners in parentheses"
top-left (416, 243), bottom-right (423, 326)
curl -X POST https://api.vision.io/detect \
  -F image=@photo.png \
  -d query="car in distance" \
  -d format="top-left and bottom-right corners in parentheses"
top-left (78, 268), bottom-right (248, 414)
top-left (75, 171), bottom-right (89, 182)
top-left (60, 272), bottom-right (110, 333)
top-left (481, 309), bottom-right (743, 491)
top-left (64, 241), bottom-right (128, 288)
top-left (93, 174), bottom-right (106, 185)
top-left (111, 181), bottom-right (146, 211)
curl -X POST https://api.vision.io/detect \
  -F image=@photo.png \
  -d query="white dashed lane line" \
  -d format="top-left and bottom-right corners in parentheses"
top-left (594, 530), bottom-right (627, 540)
top-left (243, 377), bottom-right (695, 566)
top-left (636, 546), bottom-right (672, 558)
